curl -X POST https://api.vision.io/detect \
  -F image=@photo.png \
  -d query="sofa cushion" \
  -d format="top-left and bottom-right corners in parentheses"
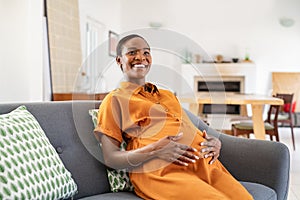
top-left (241, 181), bottom-right (277, 200)
top-left (0, 106), bottom-right (77, 200)
top-left (78, 191), bottom-right (142, 200)
top-left (89, 109), bottom-right (134, 192)
top-left (79, 182), bottom-right (276, 200)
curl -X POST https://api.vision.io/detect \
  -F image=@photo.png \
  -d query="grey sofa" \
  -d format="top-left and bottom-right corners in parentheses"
top-left (0, 101), bottom-right (290, 200)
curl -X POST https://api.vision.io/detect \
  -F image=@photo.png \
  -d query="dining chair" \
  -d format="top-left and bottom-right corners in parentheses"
top-left (272, 93), bottom-right (295, 150)
top-left (231, 104), bottom-right (280, 141)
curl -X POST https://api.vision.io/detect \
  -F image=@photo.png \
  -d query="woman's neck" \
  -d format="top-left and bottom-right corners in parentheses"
top-left (124, 76), bottom-right (145, 86)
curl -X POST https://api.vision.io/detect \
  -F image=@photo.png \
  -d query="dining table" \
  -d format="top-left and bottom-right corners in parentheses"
top-left (178, 92), bottom-right (284, 140)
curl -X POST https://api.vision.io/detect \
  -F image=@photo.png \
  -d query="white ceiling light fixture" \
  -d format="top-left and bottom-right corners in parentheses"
top-left (149, 22), bottom-right (162, 29)
top-left (279, 17), bottom-right (295, 28)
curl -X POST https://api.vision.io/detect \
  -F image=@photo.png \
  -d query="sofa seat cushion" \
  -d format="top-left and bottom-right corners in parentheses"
top-left (241, 181), bottom-right (277, 200)
top-left (78, 192), bottom-right (142, 200)
top-left (79, 182), bottom-right (276, 200)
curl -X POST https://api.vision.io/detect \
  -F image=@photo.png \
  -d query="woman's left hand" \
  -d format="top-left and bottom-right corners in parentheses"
top-left (200, 130), bottom-right (221, 164)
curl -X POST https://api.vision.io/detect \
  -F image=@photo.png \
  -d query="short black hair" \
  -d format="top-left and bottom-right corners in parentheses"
top-left (116, 34), bottom-right (150, 56)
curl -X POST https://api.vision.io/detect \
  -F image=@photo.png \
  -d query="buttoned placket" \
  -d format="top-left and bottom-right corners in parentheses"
top-left (138, 90), bottom-right (182, 123)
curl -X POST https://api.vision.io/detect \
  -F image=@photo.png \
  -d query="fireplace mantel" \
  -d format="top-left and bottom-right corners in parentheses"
top-left (180, 63), bottom-right (256, 94)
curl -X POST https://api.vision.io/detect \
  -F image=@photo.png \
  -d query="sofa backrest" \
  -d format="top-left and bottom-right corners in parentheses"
top-left (0, 101), bottom-right (109, 199)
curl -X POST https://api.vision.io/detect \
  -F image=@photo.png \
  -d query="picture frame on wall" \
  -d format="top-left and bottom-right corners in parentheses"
top-left (109, 30), bottom-right (118, 57)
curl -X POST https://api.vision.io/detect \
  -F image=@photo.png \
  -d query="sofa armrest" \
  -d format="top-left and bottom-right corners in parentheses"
top-left (218, 134), bottom-right (289, 200)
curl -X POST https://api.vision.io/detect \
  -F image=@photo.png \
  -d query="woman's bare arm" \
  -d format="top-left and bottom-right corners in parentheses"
top-left (96, 132), bottom-right (200, 169)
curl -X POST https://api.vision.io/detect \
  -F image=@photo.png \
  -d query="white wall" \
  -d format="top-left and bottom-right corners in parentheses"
top-left (78, 0), bottom-right (121, 60)
top-left (77, 0), bottom-right (122, 93)
top-left (0, 0), bottom-right (43, 102)
top-left (119, 0), bottom-right (300, 95)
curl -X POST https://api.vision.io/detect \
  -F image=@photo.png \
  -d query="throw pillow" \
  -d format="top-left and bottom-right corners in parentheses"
top-left (88, 109), bottom-right (134, 192)
top-left (0, 106), bottom-right (77, 200)
top-left (283, 101), bottom-right (296, 113)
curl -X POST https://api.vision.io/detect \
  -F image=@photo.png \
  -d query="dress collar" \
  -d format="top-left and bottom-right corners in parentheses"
top-left (119, 82), bottom-right (159, 95)
top-left (144, 82), bottom-right (159, 94)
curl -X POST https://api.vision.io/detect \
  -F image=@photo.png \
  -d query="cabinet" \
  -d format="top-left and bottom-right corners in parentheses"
top-left (53, 93), bottom-right (108, 101)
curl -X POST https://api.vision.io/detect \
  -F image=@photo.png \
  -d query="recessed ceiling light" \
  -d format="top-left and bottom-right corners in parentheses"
top-left (279, 17), bottom-right (295, 27)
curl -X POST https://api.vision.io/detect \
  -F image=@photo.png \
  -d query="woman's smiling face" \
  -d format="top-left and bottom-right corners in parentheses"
top-left (117, 37), bottom-right (152, 83)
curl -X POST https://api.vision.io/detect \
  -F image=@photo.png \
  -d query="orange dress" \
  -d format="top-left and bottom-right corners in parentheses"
top-left (95, 82), bottom-right (253, 200)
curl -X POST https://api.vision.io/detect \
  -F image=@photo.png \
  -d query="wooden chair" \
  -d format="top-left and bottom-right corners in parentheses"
top-left (272, 93), bottom-right (295, 150)
top-left (232, 104), bottom-right (280, 141)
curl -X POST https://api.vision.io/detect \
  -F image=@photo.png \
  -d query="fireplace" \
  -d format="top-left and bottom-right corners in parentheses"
top-left (194, 76), bottom-right (245, 115)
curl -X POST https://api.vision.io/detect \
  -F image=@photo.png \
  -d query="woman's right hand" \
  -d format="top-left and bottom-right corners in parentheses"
top-left (151, 132), bottom-right (199, 166)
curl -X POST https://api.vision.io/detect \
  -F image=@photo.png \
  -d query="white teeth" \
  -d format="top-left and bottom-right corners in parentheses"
top-left (134, 64), bottom-right (145, 68)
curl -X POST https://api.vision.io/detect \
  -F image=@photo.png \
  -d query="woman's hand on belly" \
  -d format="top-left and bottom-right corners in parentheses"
top-left (199, 130), bottom-right (221, 164)
top-left (149, 132), bottom-right (200, 166)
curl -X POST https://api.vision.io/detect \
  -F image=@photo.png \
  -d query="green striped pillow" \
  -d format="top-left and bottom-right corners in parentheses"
top-left (0, 106), bottom-right (77, 200)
